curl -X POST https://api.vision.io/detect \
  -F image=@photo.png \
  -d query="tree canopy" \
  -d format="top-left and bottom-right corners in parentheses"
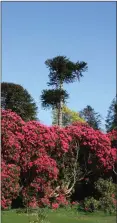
top-left (1, 82), bottom-right (38, 121)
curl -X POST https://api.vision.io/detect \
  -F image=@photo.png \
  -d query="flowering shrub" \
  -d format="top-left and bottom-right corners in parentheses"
top-left (64, 121), bottom-right (115, 199)
top-left (1, 160), bottom-right (20, 209)
top-left (56, 194), bottom-right (69, 207)
top-left (71, 201), bottom-right (78, 205)
top-left (1, 110), bottom-right (59, 209)
top-left (107, 129), bottom-right (117, 177)
top-left (18, 122), bottom-right (59, 208)
top-left (52, 203), bottom-right (59, 209)
top-left (1, 110), bottom-right (116, 210)
top-left (107, 129), bottom-right (117, 146)
top-left (1, 109), bottom-right (24, 164)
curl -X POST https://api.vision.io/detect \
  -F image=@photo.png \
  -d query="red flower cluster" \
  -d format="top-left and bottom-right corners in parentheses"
top-left (1, 161), bottom-right (20, 209)
top-left (52, 203), bottom-right (59, 209)
top-left (1, 110), bottom-right (117, 210)
top-left (66, 123), bottom-right (116, 171)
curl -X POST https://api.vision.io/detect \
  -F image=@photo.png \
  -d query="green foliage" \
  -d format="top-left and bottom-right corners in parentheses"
top-left (45, 56), bottom-right (88, 87)
top-left (79, 105), bottom-right (102, 130)
top-left (99, 196), bottom-right (116, 214)
top-left (1, 82), bottom-right (38, 121)
top-left (105, 98), bottom-right (117, 132)
top-left (82, 178), bottom-right (116, 214)
top-left (83, 197), bottom-right (99, 212)
top-left (41, 89), bottom-right (69, 109)
top-left (94, 178), bottom-right (116, 197)
top-left (52, 105), bottom-right (85, 126)
top-left (95, 178), bottom-right (116, 214)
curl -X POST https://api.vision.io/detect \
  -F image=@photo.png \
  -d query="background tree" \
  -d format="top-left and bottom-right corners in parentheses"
top-left (41, 56), bottom-right (87, 127)
top-left (105, 98), bottom-right (117, 132)
top-left (52, 105), bottom-right (85, 126)
top-left (1, 82), bottom-right (38, 121)
top-left (79, 105), bottom-right (102, 130)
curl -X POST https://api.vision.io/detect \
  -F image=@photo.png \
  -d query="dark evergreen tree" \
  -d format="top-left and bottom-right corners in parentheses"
top-left (105, 98), bottom-right (117, 132)
top-left (79, 105), bottom-right (102, 130)
top-left (1, 82), bottom-right (38, 121)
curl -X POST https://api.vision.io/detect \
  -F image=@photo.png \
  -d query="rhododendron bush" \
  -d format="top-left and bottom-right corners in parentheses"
top-left (107, 130), bottom-right (117, 176)
top-left (1, 161), bottom-right (20, 209)
top-left (1, 110), bottom-right (117, 210)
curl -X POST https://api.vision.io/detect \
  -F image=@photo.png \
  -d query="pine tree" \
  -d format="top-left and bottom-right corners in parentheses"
top-left (105, 98), bottom-right (117, 132)
top-left (79, 105), bottom-right (102, 130)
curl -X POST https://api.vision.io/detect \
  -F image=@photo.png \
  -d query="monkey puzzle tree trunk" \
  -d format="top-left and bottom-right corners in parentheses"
top-left (57, 99), bottom-right (63, 127)
top-left (57, 82), bottom-right (63, 128)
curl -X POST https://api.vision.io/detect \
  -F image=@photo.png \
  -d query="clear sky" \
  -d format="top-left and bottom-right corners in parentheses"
top-left (2, 2), bottom-right (116, 129)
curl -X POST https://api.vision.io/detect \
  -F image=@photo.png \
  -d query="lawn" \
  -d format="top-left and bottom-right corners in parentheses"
top-left (1, 209), bottom-right (116, 223)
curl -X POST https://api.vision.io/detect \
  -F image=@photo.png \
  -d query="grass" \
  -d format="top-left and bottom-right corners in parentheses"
top-left (1, 209), bottom-right (116, 223)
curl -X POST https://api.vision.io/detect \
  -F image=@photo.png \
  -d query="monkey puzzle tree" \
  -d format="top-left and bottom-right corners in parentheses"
top-left (41, 56), bottom-right (87, 127)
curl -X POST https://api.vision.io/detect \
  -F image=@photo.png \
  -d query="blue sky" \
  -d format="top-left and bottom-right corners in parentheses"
top-left (2, 2), bottom-right (116, 129)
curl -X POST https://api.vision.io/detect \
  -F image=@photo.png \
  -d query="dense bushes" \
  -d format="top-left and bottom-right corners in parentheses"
top-left (83, 197), bottom-right (99, 212)
top-left (95, 178), bottom-right (116, 213)
top-left (83, 178), bottom-right (116, 214)
top-left (1, 110), bottom-right (117, 211)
